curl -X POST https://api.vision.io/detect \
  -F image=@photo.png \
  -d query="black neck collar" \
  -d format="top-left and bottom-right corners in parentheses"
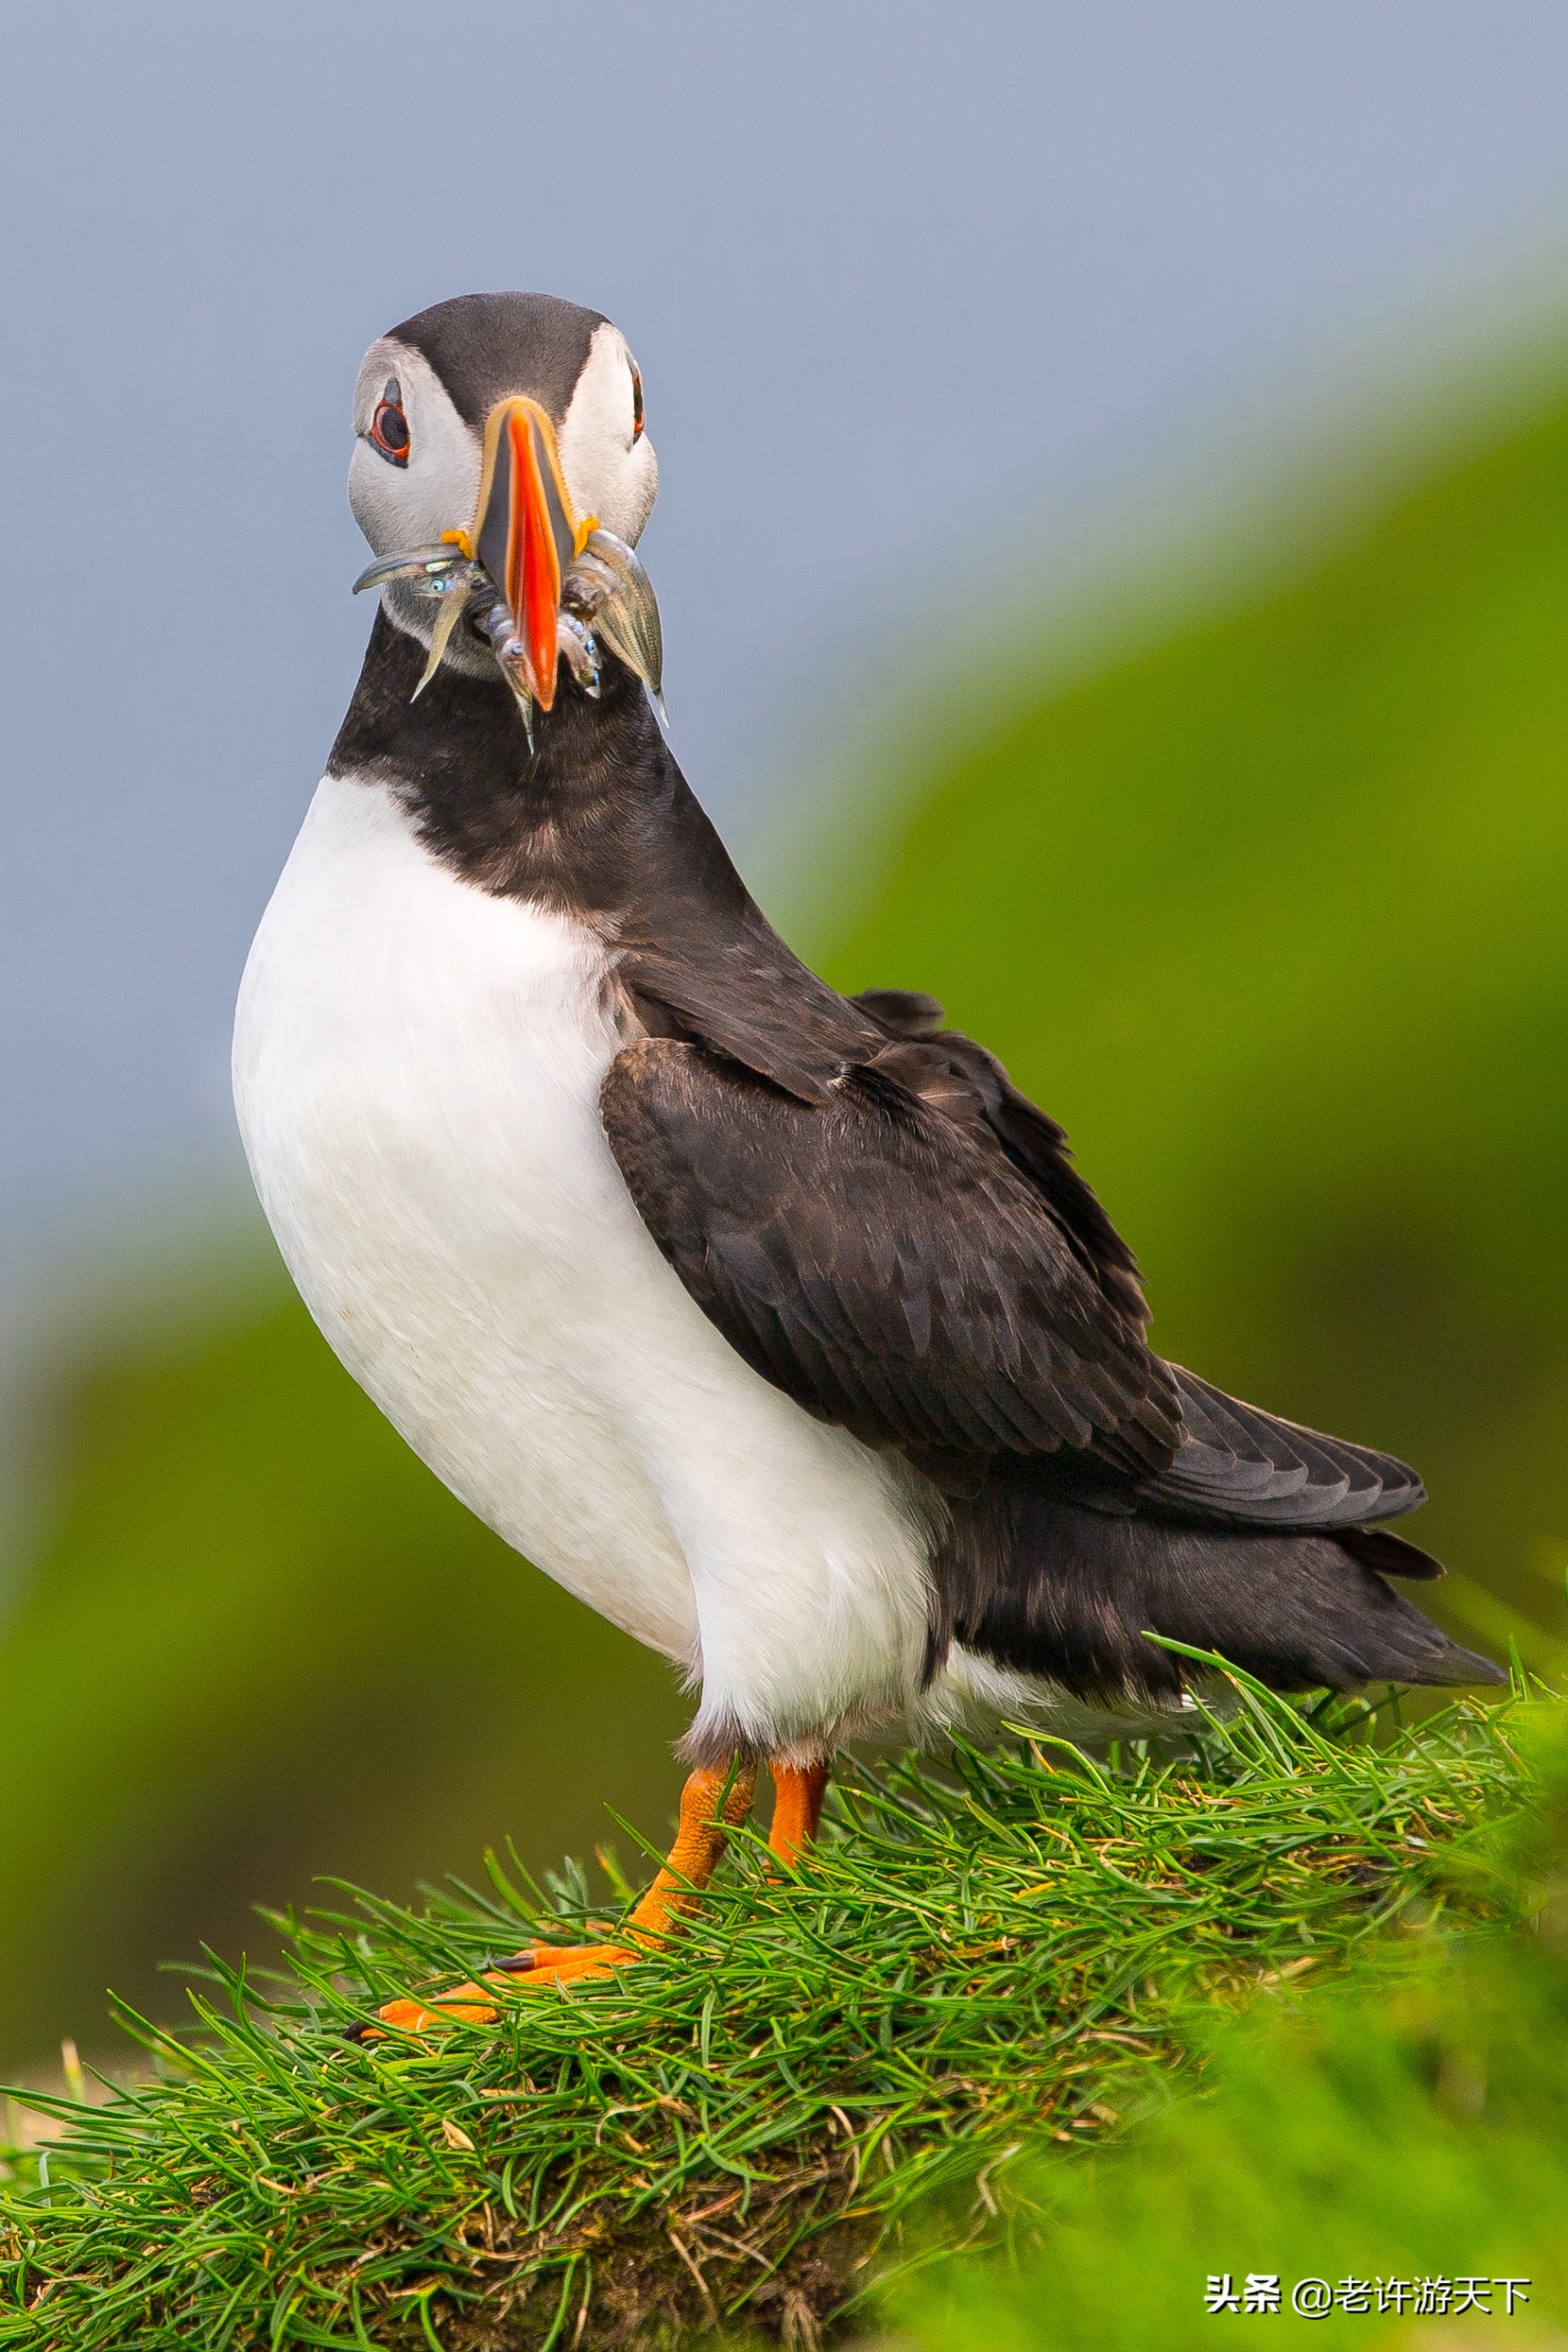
top-left (327, 607), bottom-right (708, 923)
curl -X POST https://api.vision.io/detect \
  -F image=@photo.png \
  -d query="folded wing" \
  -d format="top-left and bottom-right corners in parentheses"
top-left (1140, 1365), bottom-right (1426, 1531)
top-left (599, 1036), bottom-right (1182, 1479)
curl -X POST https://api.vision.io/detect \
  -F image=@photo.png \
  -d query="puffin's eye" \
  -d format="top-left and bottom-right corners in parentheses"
top-left (370, 377), bottom-right (410, 466)
top-left (629, 365), bottom-right (645, 443)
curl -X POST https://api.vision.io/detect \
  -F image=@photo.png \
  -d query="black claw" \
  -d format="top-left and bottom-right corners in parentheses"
top-left (341, 2019), bottom-right (375, 2044)
top-left (486, 1951), bottom-right (542, 1975)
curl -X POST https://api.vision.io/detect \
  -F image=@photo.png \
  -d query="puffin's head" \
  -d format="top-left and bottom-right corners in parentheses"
top-left (349, 292), bottom-right (663, 737)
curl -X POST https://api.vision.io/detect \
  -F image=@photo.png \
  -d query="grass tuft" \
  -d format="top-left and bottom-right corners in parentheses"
top-left (0, 1677), bottom-right (1539, 2350)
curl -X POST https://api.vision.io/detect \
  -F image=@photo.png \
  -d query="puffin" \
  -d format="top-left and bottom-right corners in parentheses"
top-left (233, 292), bottom-right (1501, 2025)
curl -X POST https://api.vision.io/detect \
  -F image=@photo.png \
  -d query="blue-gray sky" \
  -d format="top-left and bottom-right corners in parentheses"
top-left (5, 0), bottom-right (1568, 1309)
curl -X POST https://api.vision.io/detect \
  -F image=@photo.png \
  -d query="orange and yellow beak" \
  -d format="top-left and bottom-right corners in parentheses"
top-left (469, 398), bottom-right (594, 712)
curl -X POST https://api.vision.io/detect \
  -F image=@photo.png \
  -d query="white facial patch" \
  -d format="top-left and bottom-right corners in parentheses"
top-left (558, 321), bottom-right (659, 547)
top-left (348, 336), bottom-right (497, 674)
top-left (348, 337), bottom-right (480, 561)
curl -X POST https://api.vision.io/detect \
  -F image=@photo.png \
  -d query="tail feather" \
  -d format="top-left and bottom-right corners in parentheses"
top-left (1336, 1525), bottom-right (1443, 1583)
top-left (937, 1485), bottom-right (1504, 1705)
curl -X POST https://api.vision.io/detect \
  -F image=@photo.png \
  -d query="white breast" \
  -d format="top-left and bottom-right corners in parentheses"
top-left (233, 775), bottom-right (939, 1757)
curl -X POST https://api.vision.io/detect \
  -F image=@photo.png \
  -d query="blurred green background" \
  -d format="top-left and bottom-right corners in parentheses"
top-left (2, 352), bottom-right (1566, 2078)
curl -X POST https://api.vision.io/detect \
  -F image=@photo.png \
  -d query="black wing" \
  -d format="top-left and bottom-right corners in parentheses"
top-left (849, 988), bottom-right (1149, 1331)
top-left (604, 993), bottom-right (1428, 1541)
top-left (835, 1001), bottom-right (1428, 1533)
top-left (1142, 1366), bottom-right (1426, 1531)
top-left (599, 1036), bottom-right (1182, 1479)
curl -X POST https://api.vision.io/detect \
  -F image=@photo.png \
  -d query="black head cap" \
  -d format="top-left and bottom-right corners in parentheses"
top-left (387, 292), bottom-right (608, 432)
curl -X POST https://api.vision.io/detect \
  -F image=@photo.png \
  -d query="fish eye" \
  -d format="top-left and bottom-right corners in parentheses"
top-left (629, 363), bottom-right (644, 443)
top-left (370, 377), bottom-right (410, 466)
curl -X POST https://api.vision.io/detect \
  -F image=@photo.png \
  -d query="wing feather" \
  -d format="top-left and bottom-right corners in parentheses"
top-left (600, 1037), bottom-right (1181, 1476)
top-left (1137, 1367), bottom-right (1425, 1528)
top-left (600, 1029), bottom-right (1426, 1542)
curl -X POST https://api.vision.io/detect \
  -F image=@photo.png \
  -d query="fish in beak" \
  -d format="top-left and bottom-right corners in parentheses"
top-left (353, 399), bottom-right (664, 747)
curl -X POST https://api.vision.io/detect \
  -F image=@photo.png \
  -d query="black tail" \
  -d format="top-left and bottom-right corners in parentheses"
top-left (936, 1484), bottom-right (1504, 1706)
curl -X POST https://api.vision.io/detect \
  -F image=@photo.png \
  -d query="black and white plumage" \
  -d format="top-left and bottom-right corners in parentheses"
top-left (233, 292), bottom-right (1500, 1784)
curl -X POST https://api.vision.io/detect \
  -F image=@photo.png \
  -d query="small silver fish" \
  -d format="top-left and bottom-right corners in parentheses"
top-left (556, 609), bottom-right (601, 697)
top-left (352, 544), bottom-right (474, 597)
top-left (562, 528), bottom-right (664, 711)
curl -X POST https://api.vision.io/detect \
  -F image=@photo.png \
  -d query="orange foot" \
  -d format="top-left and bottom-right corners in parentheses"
top-left (369, 1944), bottom-right (633, 2034)
top-left (355, 1757), bottom-right (829, 2040)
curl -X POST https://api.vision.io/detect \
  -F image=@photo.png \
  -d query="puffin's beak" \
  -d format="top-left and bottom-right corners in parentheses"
top-left (471, 398), bottom-right (593, 713)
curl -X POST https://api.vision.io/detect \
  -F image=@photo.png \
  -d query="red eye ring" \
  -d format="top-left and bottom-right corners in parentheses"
top-left (370, 386), bottom-right (410, 466)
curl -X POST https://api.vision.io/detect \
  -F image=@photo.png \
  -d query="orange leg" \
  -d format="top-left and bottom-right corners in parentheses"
top-left (370, 1760), bottom-right (758, 2035)
top-left (767, 1758), bottom-right (830, 1868)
